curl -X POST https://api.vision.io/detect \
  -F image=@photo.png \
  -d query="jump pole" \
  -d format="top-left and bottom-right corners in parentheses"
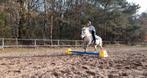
top-left (65, 48), bottom-right (108, 57)
top-left (65, 48), bottom-right (98, 55)
top-left (71, 51), bottom-right (98, 55)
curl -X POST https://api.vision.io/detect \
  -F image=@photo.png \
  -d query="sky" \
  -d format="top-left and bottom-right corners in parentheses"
top-left (127, 0), bottom-right (147, 14)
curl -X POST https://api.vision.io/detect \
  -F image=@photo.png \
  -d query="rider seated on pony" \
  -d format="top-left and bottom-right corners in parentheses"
top-left (81, 19), bottom-right (103, 51)
top-left (87, 20), bottom-right (96, 44)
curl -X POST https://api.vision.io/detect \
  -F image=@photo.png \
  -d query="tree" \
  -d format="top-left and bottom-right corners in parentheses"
top-left (0, 0), bottom-right (141, 43)
top-left (139, 13), bottom-right (147, 41)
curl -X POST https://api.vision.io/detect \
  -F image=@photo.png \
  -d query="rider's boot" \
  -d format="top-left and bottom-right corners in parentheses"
top-left (94, 40), bottom-right (96, 44)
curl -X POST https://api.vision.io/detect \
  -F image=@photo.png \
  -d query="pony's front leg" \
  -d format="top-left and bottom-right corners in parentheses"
top-left (83, 43), bottom-right (88, 52)
top-left (84, 45), bottom-right (87, 52)
top-left (82, 41), bottom-right (87, 52)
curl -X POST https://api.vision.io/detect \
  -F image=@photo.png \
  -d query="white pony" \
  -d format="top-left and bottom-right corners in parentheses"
top-left (81, 26), bottom-right (103, 51)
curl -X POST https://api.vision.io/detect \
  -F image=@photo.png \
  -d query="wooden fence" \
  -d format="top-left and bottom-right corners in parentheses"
top-left (0, 38), bottom-right (83, 48)
top-left (0, 38), bottom-right (127, 48)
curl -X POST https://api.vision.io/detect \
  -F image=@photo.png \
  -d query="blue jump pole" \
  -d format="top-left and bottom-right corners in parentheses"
top-left (71, 51), bottom-right (98, 55)
top-left (65, 48), bottom-right (108, 57)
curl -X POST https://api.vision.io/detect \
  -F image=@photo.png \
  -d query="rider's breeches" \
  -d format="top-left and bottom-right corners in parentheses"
top-left (91, 30), bottom-right (96, 42)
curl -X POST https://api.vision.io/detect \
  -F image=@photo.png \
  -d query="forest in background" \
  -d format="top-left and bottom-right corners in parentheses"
top-left (0, 0), bottom-right (147, 43)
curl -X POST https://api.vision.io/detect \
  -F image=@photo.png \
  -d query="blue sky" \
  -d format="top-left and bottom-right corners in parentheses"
top-left (127, 0), bottom-right (147, 14)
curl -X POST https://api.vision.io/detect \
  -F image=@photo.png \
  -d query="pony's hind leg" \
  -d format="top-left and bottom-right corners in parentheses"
top-left (94, 45), bottom-right (98, 51)
top-left (99, 43), bottom-right (103, 50)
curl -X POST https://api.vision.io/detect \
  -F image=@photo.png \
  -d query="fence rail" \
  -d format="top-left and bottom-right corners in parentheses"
top-left (0, 38), bottom-right (84, 48)
top-left (0, 38), bottom-right (127, 48)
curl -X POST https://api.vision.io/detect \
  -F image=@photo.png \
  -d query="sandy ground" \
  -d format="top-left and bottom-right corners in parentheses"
top-left (0, 46), bottom-right (147, 78)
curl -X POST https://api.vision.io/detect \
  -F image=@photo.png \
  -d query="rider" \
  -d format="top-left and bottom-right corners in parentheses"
top-left (87, 20), bottom-right (96, 44)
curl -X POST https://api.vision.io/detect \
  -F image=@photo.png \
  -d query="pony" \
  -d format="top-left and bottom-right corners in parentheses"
top-left (81, 26), bottom-right (103, 51)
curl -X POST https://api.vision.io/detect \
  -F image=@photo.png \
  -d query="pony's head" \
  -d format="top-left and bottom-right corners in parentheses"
top-left (81, 27), bottom-right (91, 39)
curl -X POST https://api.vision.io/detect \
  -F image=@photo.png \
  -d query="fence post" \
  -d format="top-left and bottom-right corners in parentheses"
top-left (57, 40), bottom-right (60, 47)
top-left (34, 39), bottom-right (37, 48)
top-left (75, 40), bottom-right (78, 47)
top-left (16, 38), bottom-right (18, 48)
top-left (2, 38), bottom-right (4, 49)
